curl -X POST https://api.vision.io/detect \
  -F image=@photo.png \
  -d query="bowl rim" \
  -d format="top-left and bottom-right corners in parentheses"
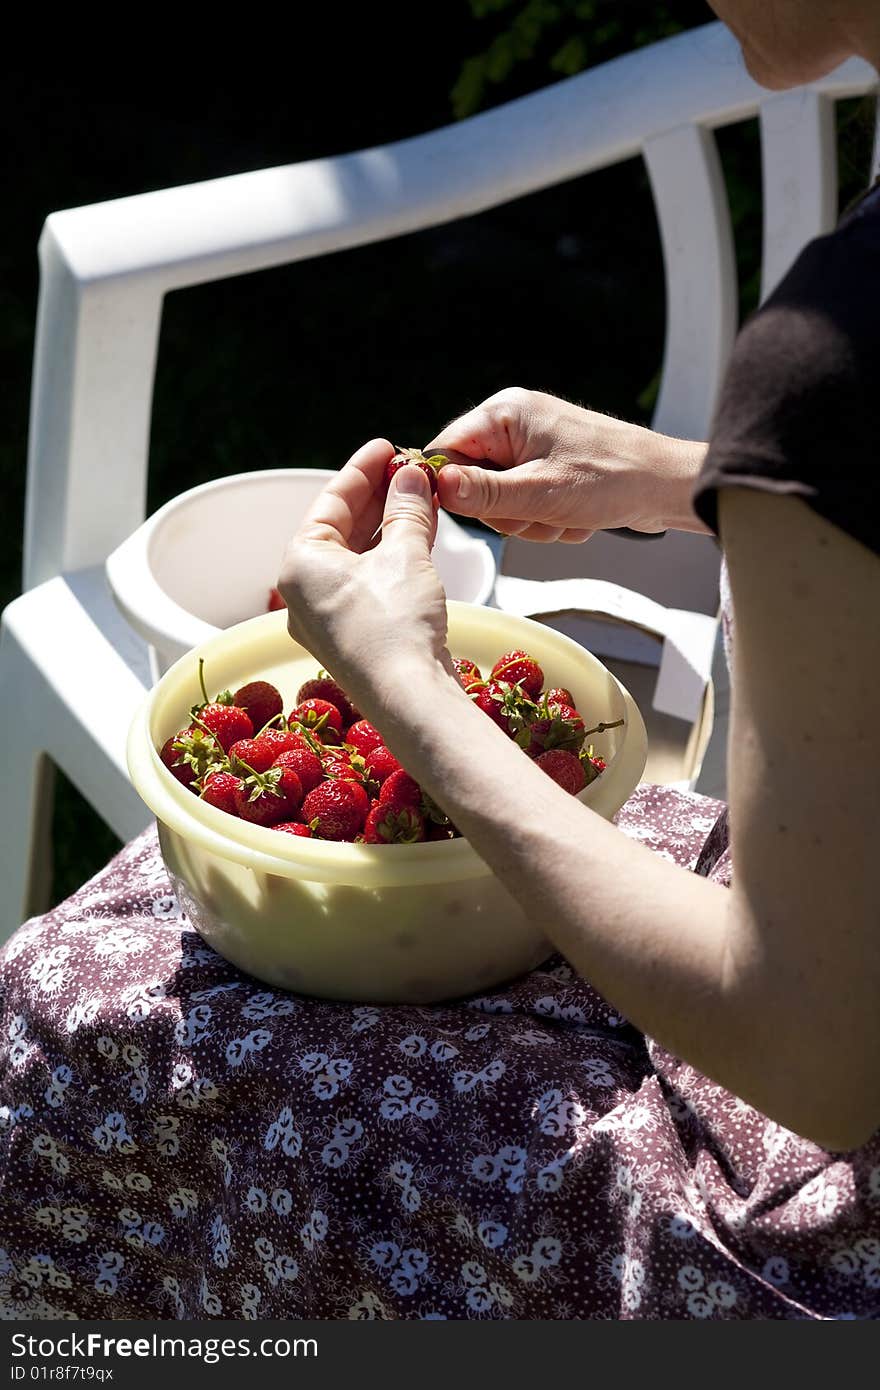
top-left (127, 601), bottom-right (647, 888)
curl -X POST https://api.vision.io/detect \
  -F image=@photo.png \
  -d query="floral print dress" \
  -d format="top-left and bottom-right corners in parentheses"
top-left (1, 579), bottom-right (878, 1320)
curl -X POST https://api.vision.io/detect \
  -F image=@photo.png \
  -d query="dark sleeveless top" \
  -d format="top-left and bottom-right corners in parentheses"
top-left (693, 179), bottom-right (880, 556)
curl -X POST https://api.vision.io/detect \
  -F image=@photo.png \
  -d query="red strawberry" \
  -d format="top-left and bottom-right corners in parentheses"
top-left (159, 732), bottom-right (200, 789)
top-left (289, 698), bottom-right (344, 744)
top-left (191, 660), bottom-right (253, 752)
top-left (267, 587), bottom-right (286, 612)
top-left (345, 720), bottom-right (384, 758)
top-left (200, 770), bottom-right (243, 815)
top-left (259, 726), bottom-right (310, 759)
top-left (490, 650), bottom-right (544, 700)
top-left (591, 756), bottom-right (607, 774)
top-left (535, 749), bottom-right (586, 796)
top-left (272, 745), bottom-right (324, 795)
top-left (301, 780), bottom-right (370, 841)
top-left (196, 703), bottom-right (253, 753)
top-left (228, 736), bottom-right (278, 775)
top-left (363, 803), bottom-right (426, 844)
top-left (160, 725), bottom-right (226, 788)
top-left (363, 744), bottom-right (402, 787)
top-left (469, 680), bottom-right (523, 736)
top-left (452, 657), bottom-right (482, 690)
top-left (273, 821), bottom-right (314, 837)
top-left (379, 769), bottom-right (422, 813)
top-left (296, 673), bottom-right (355, 725)
top-left (383, 447), bottom-right (447, 498)
top-left (232, 680), bottom-right (284, 735)
top-left (544, 686), bottom-right (574, 708)
top-left (234, 765), bottom-right (303, 826)
top-left (524, 701), bottom-right (586, 757)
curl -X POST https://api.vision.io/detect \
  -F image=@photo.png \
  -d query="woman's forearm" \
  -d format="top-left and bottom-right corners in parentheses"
top-left (365, 659), bottom-right (818, 1137)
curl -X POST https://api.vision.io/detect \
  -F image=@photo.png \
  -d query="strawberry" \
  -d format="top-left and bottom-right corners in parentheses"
top-left (379, 769), bottom-right (422, 813)
top-left (234, 765), bottom-right (303, 826)
top-left (363, 803), bottom-right (426, 844)
top-left (535, 749), bottom-right (586, 795)
top-left (289, 698), bottom-right (344, 744)
top-left (383, 446), bottom-right (447, 498)
top-left (323, 747), bottom-right (373, 791)
top-left (363, 744), bottom-right (402, 787)
top-left (490, 650), bottom-right (544, 700)
top-left (161, 725), bottom-right (227, 788)
top-left (200, 770), bottom-right (243, 815)
top-left (452, 657), bottom-right (482, 690)
top-left (544, 686), bottom-right (574, 708)
top-left (159, 732), bottom-right (201, 789)
top-left (267, 587), bottom-right (286, 612)
top-left (272, 744), bottom-right (324, 795)
top-left (345, 720), bottom-right (384, 758)
top-left (191, 660), bottom-right (253, 752)
top-left (259, 726), bottom-right (311, 759)
top-left (228, 736), bottom-right (278, 775)
top-left (273, 821), bottom-right (314, 837)
top-left (301, 780), bottom-right (370, 841)
top-left (591, 755), bottom-right (607, 774)
top-left (469, 679), bottom-right (531, 736)
top-left (523, 700), bottom-right (586, 757)
top-left (232, 680), bottom-right (283, 735)
top-left (296, 673), bottom-right (356, 725)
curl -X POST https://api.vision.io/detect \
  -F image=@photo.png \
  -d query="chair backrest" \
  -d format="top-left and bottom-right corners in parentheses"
top-left (24, 22), bottom-right (876, 615)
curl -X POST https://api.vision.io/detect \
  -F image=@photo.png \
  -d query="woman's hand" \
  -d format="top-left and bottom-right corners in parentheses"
top-left (277, 438), bottom-right (454, 722)
top-left (427, 387), bottom-right (710, 540)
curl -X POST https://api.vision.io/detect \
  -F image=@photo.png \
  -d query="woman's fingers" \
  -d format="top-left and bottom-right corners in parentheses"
top-left (301, 438), bottom-right (394, 547)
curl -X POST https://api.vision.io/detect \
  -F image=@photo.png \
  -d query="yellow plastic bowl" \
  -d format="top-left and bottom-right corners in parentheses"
top-left (127, 601), bottom-right (647, 1003)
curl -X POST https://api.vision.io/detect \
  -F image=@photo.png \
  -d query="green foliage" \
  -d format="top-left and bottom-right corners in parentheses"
top-left (453, 0), bottom-right (707, 119)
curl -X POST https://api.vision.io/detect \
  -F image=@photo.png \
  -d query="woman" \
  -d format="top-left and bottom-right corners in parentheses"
top-left (1, 1), bottom-right (877, 1320)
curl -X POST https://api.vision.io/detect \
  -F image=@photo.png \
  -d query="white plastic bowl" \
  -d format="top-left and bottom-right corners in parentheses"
top-left (107, 469), bottom-right (497, 676)
top-left (127, 601), bottom-right (647, 1003)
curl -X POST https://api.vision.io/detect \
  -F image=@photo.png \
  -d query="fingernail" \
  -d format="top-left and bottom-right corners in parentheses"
top-left (394, 464), bottom-right (429, 496)
top-left (446, 465), bottom-right (470, 500)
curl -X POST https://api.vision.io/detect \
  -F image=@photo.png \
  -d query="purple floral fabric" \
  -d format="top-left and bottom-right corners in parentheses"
top-left (1, 785), bottom-right (877, 1321)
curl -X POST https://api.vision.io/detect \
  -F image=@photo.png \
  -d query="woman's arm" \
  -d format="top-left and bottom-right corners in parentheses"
top-left (426, 388), bottom-right (711, 540)
top-left (280, 446), bottom-right (880, 1150)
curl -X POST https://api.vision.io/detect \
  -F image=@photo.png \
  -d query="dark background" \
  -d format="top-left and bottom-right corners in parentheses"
top-left (2, 2), bottom-right (874, 903)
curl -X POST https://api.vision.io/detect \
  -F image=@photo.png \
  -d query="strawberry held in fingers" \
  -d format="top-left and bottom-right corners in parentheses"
top-left (301, 780), bottom-right (370, 841)
top-left (383, 447), bottom-right (448, 498)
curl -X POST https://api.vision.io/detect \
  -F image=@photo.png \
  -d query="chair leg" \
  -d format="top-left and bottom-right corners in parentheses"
top-left (0, 730), bottom-right (54, 940)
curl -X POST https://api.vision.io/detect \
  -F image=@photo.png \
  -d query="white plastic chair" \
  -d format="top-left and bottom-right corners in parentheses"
top-left (2, 21), bottom-right (874, 937)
